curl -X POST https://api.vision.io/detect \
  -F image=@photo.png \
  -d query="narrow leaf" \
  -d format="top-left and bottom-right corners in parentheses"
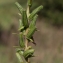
top-left (29, 14), bottom-right (38, 28)
top-left (23, 49), bottom-right (35, 58)
top-left (19, 33), bottom-right (25, 48)
top-left (16, 52), bottom-right (23, 62)
top-left (15, 2), bottom-right (24, 14)
top-left (26, 27), bottom-right (36, 39)
top-left (22, 10), bottom-right (29, 28)
top-left (29, 5), bottom-right (43, 20)
top-left (16, 52), bottom-right (26, 63)
top-left (18, 19), bottom-right (24, 31)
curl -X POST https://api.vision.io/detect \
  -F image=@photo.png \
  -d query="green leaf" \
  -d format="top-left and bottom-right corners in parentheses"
top-left (26, 27), bottom-right (36, 39)
top-left (16, 49), bottom-right (24, 55)
top-left (29, 5), bottom-right (43, 20)
top-left (23, 49), bottom-right (35, 59)
top-left (16, 52), bottom-right (26, 63)
top-left (29, 14), bottom-right (38, 28)
top-left (22, 10), bottom-right (29, 28)
top-left (18, 19), bottom-right (24, 32)
top-left (15, 2), bottom-right (24, 14)
top-left (19, 33), bottom-right (25, 48)
top-left (16, 52), bottom-right (23, 63)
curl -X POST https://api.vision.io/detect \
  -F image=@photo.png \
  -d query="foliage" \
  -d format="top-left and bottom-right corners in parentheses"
top-left (34, 0), bottom-right (63, 26)
top-left (15, 0), bottom-right (43, 63)
top-left (18, 0), bottom-right (63, 26)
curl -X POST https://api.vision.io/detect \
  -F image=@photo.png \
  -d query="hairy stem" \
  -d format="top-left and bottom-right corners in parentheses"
top-left (25, 2), bottom-right (31, 63)
top-left (25, 28), bottom-right (29, 63)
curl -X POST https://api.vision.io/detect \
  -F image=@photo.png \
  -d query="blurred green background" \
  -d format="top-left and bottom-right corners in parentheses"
top-left (0, 0), bottom-right (63, 63)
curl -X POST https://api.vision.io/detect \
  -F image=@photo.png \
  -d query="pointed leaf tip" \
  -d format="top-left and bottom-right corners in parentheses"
top-left (29, 5), bottom-right (43, 20)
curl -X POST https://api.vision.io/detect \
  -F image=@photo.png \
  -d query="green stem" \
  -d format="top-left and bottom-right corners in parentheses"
top-left (25, 1), bottom-right (31, 63)
top-left (27, 6), bottom-right (30, 18)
